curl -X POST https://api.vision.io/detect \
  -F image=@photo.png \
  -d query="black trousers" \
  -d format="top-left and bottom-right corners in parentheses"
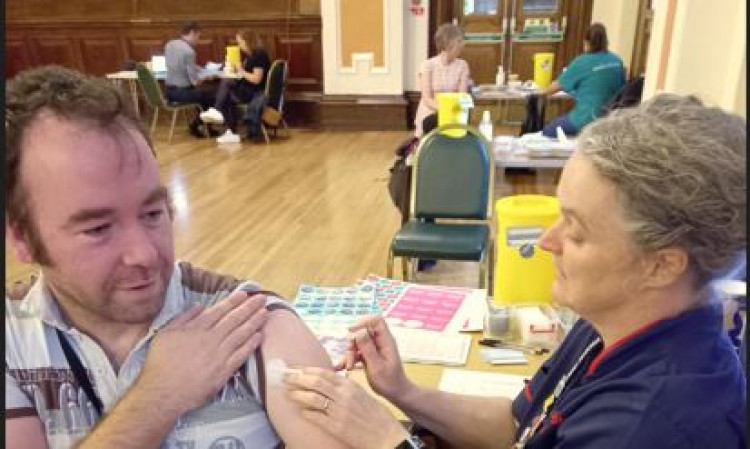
top-left (165, 84), bottom-right (217, 109)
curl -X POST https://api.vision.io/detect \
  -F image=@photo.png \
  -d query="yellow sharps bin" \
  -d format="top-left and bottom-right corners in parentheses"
top-left (436, 92), bottom-right (473, 137)
top-left (533, 52), bottom-right (555, 89)
top-left (226, 45), bottom-right (241, 68)
top-left (494, 195), bottom-right (560, 306)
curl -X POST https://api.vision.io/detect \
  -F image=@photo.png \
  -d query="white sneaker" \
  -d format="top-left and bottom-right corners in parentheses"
top-left (216, 130), bottom-right (240, 144)
top-left (200, 107), bottom-right (225, 124)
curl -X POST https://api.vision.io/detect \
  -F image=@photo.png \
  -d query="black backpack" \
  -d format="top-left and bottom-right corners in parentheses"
top-left (603, 75), bottom-right (645, 115)
top-left (520, 93), bottom-right (546, 135)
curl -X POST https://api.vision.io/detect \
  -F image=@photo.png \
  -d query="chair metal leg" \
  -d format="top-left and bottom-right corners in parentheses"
top-left (479, 253), bottom-right (487, 290)
top-left (487, 237), bottom-right (495, 296)
top-left (261, 124), bottom-right (270, 144)
top-left (192, 106), bottom-right (210, 140)
top-left (150, 108), bottom-right (159, 136)
top-left (387, 249), bottom-right (395, 279)
top-left (168, 109), bottom-right (178, 143)
top-left (401, 257), bottom-right (409, 282)
top-left (479, 236), bottom-right (494, 291)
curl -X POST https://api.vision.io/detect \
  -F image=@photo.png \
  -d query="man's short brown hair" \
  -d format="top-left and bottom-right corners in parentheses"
top-left (6, 65), bottom-right (153, 265)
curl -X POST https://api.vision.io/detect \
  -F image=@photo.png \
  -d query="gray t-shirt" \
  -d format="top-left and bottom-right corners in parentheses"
top-left (164, 38), bottom-right (202, 88)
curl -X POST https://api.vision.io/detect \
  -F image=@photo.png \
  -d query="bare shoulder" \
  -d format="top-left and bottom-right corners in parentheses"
top-left (262, 308), bottom-right (331, 368)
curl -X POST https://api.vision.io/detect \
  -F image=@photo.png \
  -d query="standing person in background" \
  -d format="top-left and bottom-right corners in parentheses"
top-left (539, 22), bottom-right (625, 138)
top-left (200, 30), bottom-right (271, 144)
top-left (413, 23), bottom-right (470, 138)
top-left (164, 20), bottom-right (220, 138)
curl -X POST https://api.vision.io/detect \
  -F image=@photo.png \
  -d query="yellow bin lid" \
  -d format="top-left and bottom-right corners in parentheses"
top-left (496, 194), bottom-right (559, 219)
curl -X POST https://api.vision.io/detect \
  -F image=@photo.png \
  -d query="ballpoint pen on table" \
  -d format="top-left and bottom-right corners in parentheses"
top-left (479, 338), bottom-right (550, 355)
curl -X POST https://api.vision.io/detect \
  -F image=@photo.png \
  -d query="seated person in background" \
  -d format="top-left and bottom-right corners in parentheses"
top-left (5, 65), bottom-right (347, 449)
top-left (284, 93), bottom-right (746, 449)
top-left (410, 22), bottom-right (470, 272)
top-left (413, 22), bottom-right (470, 139)
top-left (200, 30), bottom-right (271, 144)
top-left (539, 22), bottom-right (625, 138)
top-left (164, 20), bottom-right (220, 138)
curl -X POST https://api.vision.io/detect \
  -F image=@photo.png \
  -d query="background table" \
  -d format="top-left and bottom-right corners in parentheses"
top-left (106, 70), bottom-right (239, 118)
top-left (472, 86), bottom-right (572, 127)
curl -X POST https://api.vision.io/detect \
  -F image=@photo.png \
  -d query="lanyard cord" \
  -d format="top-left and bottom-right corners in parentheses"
top-left (56, 329), bottom-right (104, 417)
top-left (515, 337), bottom-right (602, 448)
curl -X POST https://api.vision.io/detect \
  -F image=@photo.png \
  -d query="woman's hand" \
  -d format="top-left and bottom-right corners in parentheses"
top-left (284, 367), bottom-right (408, 449)
top-left (337, 316), bottom-right (414, 402)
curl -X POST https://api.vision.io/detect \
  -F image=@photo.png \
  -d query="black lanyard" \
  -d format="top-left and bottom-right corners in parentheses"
top-left (515, 337), bottom-right (602, 448)
top-left (56, 329), bottom-right (104, 417)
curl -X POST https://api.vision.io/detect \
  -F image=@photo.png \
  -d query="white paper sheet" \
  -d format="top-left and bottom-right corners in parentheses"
top-left (438, 369), bottom-right (527, 398)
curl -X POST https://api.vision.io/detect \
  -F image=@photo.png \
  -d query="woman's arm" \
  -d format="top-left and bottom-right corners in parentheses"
top-left (540, 80), bottom-right (562, 96)
top-left (420, 66), bottom-right (438, 111)
top-left (458, 60), bottom-right (470, 92)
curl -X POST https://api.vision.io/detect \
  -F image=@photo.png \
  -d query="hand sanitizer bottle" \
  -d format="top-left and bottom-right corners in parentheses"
top-left (495, 65), bottom-right (505, 86)
top-left (479, 110), bottom-right (493, 142)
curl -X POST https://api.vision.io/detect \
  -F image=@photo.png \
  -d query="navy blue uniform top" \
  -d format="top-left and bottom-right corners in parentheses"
top-left (512, 302), bottom-right (746, 448)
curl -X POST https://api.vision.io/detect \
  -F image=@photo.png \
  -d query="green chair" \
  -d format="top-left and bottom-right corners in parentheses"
top-left (238, 59), bottom-right (288, 144)
top-left (387, 124), bottom-right (496, 290)
top-left (134, 64), bottom-right (205, 143)
top-left (260, 59), bottom-right (289, 143)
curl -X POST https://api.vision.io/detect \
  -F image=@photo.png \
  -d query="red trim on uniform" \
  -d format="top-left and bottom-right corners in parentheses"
top-left (549, 411), bottom-right (565, 426)
top-left (524, 383), bottom-right (533, 401)
top-left (586, 319), bottom-right (666, 376)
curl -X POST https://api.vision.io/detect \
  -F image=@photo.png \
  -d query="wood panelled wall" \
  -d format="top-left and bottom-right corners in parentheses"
top-left (6, 0), bottom-right (323, 94)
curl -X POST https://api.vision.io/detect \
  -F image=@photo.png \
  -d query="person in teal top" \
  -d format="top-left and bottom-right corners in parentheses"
top-left (540, 23), bottom-right (625, 137)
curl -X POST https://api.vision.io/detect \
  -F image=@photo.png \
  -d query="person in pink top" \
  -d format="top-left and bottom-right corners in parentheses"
top-left (414, 23), bottom-right (471, 138)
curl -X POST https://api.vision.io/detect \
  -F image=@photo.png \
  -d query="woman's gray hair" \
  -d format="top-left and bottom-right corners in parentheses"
top-left (434, 23), bottom-right (464, 52)
top-left (578, 93), bottom-right (746, 288)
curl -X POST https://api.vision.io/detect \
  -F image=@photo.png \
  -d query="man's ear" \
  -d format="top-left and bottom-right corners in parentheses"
top-left (642, 247), bottom-right (690, 289)
top-left (7, 222), bottom-right (34, 264)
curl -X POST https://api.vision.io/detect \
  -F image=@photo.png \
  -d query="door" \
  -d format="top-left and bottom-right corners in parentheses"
top-left (457, 0), bottom-right (506, 85)
top-left (507, 0), bottom-right (565, 83)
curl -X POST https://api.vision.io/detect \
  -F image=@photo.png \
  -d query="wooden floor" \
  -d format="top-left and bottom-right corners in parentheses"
top-left (5, 124), bottom-right (558, 299)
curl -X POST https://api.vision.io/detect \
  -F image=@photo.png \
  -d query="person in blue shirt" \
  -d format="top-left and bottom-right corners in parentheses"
top-left (540, 23), bottom-right (626, 138)
top-left (283, 94), bottom-right (746, 449)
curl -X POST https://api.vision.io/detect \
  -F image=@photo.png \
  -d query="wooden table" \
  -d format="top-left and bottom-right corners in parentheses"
top-left (105, 70), bottom-right (239, 118)
top-left (348, 331), bottom-right (547, 421)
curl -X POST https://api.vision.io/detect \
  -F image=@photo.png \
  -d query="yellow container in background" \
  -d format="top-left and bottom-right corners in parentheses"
top-left (533, 52), bottom-right (555, 89)
top-left (494, 195), bottom-right (560, 306)
top-left (436, 92), bottom-right (473, 137)
top-left (226, 45), bottom-right (241, 68)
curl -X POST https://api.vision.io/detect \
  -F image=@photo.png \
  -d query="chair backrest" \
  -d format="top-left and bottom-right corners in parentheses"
top-left (411, 124), bottom-right (493, 220)
top-left (602, 75), bottom-right (644, 116)
top-left (135, 63), bottom-right (167, 109)
top-left (264, 59), bottom-right (288, 113)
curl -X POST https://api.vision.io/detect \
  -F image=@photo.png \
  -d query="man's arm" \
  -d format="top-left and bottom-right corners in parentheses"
top-left (6, 416), bottom-right (49, 449)
top-left (262, 309), bottom-right (349, 448)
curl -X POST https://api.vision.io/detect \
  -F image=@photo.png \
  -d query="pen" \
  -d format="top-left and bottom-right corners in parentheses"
top-left (479, 338), bottom-right (549, 355)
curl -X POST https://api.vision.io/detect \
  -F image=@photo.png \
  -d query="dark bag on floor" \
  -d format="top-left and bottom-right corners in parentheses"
top-left (387, 137), bottom-right (419, 223)
top-left (520, 93), bottom-right (546, 135)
